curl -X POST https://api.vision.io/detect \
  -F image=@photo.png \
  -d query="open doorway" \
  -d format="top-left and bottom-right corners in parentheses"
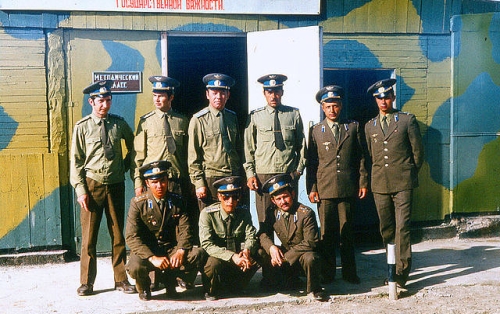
top-left (167, 34), bottom-right (248, 132)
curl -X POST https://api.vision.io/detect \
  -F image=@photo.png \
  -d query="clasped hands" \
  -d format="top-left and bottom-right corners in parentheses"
top-left (148, 249), bottom-right (185, 270)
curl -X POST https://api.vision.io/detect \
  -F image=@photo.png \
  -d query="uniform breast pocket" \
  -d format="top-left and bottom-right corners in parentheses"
top-left (204, 129), bottom-right (219, 145)
top-left (282, 125), bottom-right (296, 142)
top-left (173, 130), bottom-right (186, 145)
top-left (86, 137), bottom-right (101, 150)
top-left (257, 126), bottom-right (273, 142)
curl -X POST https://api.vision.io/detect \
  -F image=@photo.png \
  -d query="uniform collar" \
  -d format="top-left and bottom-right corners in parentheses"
top-left (91, 113), bottom-right (108, 124)
top-left (155, 108), bottom-right (172, 117)
top-left (208, 105), bottom-right (223, 117)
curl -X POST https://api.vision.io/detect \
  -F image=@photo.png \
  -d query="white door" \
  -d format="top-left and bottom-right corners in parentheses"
top-left (247, 26), bottom-right (323, 226)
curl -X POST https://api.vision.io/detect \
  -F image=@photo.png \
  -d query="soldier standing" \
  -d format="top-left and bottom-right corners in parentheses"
top-left (188, 73), bottom-right (243, 210)
top-left (243, 74), bottom-right (307, 227)
top-left (306, 85), bottom-right (368, 284)
top-left (364, 78), bottom-right (424, 288)
top-left (70, 80), bottom-right (136, 296)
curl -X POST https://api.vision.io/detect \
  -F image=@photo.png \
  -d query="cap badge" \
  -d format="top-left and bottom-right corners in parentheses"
top-left (269, 79), bottom-right (276, 86)
top-left (273, 182), bottom-right (281, 190)
top-left (99, 87), bottom-right (108, 93)
top-left (227, 184), bottom-right (234, 190)
top-left (152, 167), bottom-right (160, 174)
top-left (377, 87), bottom-right (385, 93)
top-left (214, 80), bottom-right (221, 86)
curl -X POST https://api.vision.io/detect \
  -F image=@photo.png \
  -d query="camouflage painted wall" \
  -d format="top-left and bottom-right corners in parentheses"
top-left (1, 0), bottom-right (500, 252)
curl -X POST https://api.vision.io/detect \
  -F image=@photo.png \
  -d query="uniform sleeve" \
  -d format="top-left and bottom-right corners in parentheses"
top-left (176, 210), bottom-right (194, 250)
top-left (283, 210), bottom-right (319, 265)
top-left (69, 124), bottom-right (88, 197)
top-left (306, 125), bottom-right (319, 194)
top-left (122, 120), bottom-right (135, 174)
top-left (198, 210), bottom-right (234, 261)
top-left (408, 115), bottom-right (424, 170)
top-left (295, 112), bottom-right (307, 174)
top-left (187, 117), bottom-right (206, 189)
top-left (125, 199), bottom-right (155, 260)
top-left (242, 210), bottom-right (258, 254)
top-left (243, 114), bottom-right (257, 178)
top-left (356, 122), bottom-right (369, 189)
top-left (258, 207), bottom-right (276, 253)
top-left (132, 120), bottom-right (146, 189)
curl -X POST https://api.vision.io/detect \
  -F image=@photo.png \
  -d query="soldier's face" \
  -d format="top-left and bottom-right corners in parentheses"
top-left (153, 92), bottom-right (174, 112)
top-left (218, 192), bottom-right (240, 214)
top-left (206, 88), bottom-right (229, 111)
top-left (271, 190), bottom-right (295, 212)
top-left (89, 95), bottom-right (112, 118)
top-left (145, 176), bottom-right (169, 199)
top-left (375, 94), bottom-right (395, 114)
top-left (322, 100), bottom-right (342, 122)
top-left (263, 88), bottom-right (283, 108)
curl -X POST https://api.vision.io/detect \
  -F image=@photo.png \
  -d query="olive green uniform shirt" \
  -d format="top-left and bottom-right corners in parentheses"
top-left (199, 203), bottom-right (258, 262)
top-left (243, 104), bottom-right (306, 178)
top-left (70, 113), bottom-right (134, 197)
top-left (132, 108), bottom-right (188, 189)
top-left (188, 106), bottom-right (243, 189)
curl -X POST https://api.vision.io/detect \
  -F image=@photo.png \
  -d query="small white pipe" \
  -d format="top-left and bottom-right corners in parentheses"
top-left (387, 243), bottom-right (398, 300)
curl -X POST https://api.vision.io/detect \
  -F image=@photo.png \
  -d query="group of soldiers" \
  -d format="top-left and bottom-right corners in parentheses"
top-left (70, 73), bottom-right (424, 302)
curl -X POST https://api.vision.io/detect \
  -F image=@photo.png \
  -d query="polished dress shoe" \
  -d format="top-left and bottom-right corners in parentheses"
top-left (115, 280), bottom-right (137, 294)
top-left (313, 290), bottom-right (329, 302)
top-left (204, 292), bottom-right (218, 301)
top-left (176, 277), bottom-right (194, 290)
top-left (77, 284), bottom-right (94, 296)
top-left (138, 289), bottom-right (151, 301)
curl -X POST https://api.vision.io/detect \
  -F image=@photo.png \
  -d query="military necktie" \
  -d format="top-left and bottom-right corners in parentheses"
top-left (274, 109), bottom-right (285, 151)
top-left (332, 123), bottom-right (340, 143)
top-left (219, 111), bottom-right (232, 152)
top-left (225, 214), bottom-right (236, 252)
top-left (282, 211), bottom-right (290, 231)
top-left (100, 118), bottom-right (115, 160)
top-left (163, 113), bottom-right (176, 154)
top-left (381, 116), bottom-right (388, 135)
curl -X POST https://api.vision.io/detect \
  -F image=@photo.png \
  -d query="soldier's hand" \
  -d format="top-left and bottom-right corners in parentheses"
top-left (149, 256), bottom-right (170, 270)
top-left (308, 192), bottom-right (320, 203)
top-left (247, 176), bottom-right (259, 191)
top-left (169, 249), bottom-right (185, 268)
top-left (358, 188), bottom-right (368, 199)
top-left (77, 194), bottom-right (90, 212)
top-left (269, 245), bottom-right (285, 267)
top-left (196, 186), bottom-right (207, 199)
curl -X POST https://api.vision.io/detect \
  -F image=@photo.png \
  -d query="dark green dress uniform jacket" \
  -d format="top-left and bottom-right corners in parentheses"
top-left (259, 203), bottom-right (320, 266)
top-left (306, 118), bottom-right (368, 198)
top-left (364, 111), bottom-right (424, 194)
top-left (125, 190), bottom-right (193, 260)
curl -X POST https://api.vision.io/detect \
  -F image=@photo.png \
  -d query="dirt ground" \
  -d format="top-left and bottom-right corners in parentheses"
top-left (2, 237), bottom-right (499, 314)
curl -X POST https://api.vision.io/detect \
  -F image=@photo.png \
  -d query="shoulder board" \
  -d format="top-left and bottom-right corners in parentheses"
top-left (224, 108), bottom-right (236, 115)
top-left (204, 203), bottom-right (221, 213)
top-left (133, 194), bottom-right (148, 202)
top-left (347, 119), bottom-right (359, 125)
top-left (194, 108), bottom-right (210, 118)
top-left (249, 107), bottom-right (265, 114)
top-left (108, 113), bottom-right (124, 120)
top-left (281, 105), bottom-right (299, 112)
top-left (298, 204), bottom-right (312, 213)
top-left (398, 112), bottom-right (411, 115)
top-left (312, 122), bottom-right (322, 129)
top-left (75, 115), bottom-right (92, 125)
top-left (140, 111), bottom-right (155, 120)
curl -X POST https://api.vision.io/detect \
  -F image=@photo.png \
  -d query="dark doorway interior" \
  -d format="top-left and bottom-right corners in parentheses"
top-left (323, 69), bottom-right (393, 242)
top-left (167, 34), bottom-right (248, 132)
